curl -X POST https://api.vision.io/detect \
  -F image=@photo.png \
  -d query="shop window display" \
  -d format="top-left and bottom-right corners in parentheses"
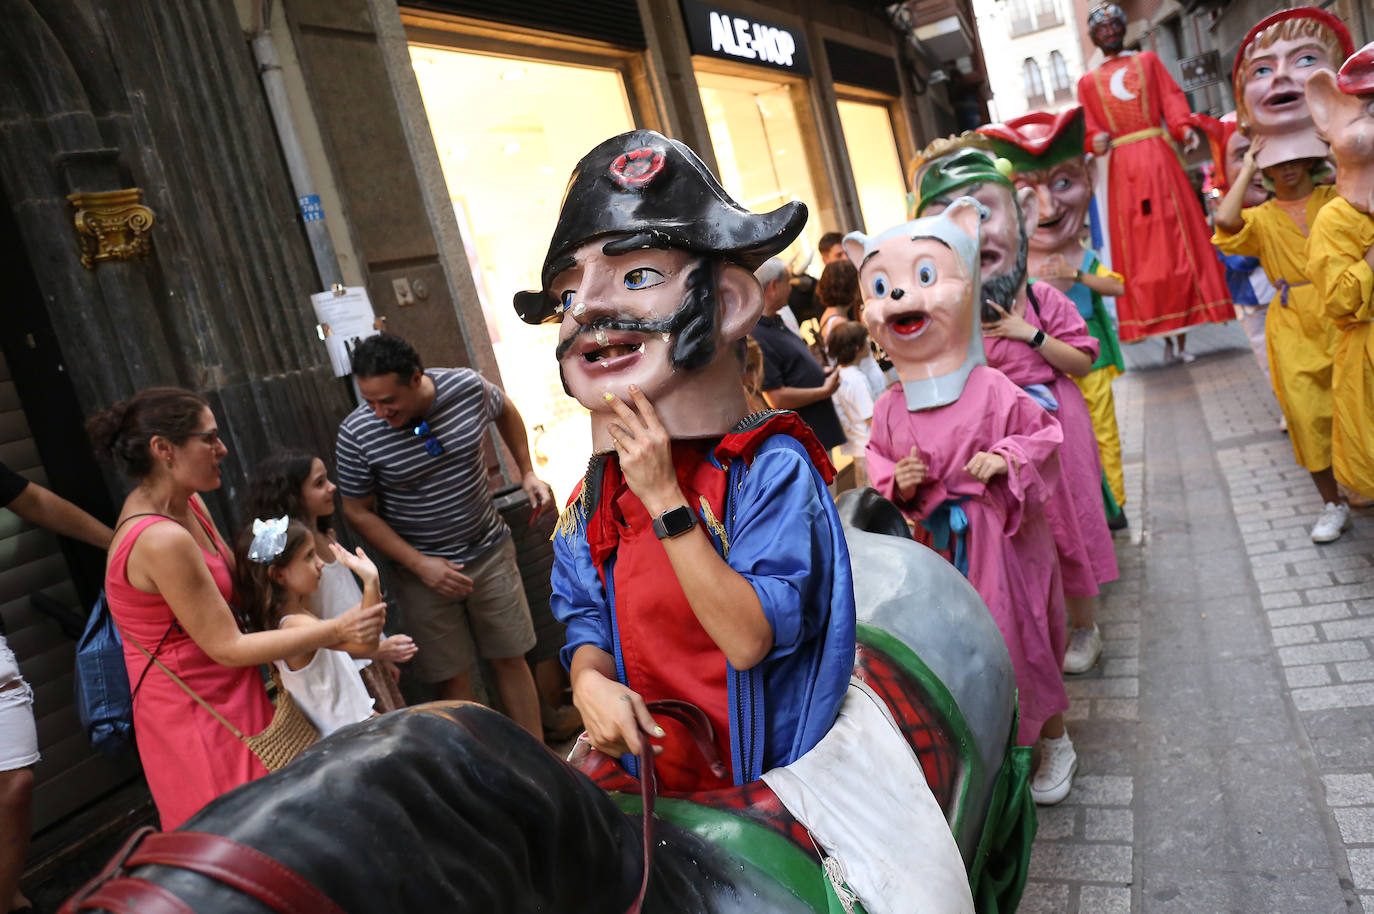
top-left (410, 46), bottom-right (636, 500)
top-left (837, 98), bottom-right (908, 234)
top-left (697, 70), bottom-right (823, 271)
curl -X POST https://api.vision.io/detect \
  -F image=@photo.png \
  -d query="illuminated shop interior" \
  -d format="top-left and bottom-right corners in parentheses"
top-left (696, 69), bottom-right (824, 274)
top-left (837, 96), bottom-right (908, 234)
top-left (410, 45), bottom-right (636, 501)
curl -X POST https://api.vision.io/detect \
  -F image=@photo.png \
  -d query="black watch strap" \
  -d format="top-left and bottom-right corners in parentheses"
top-left (652, 504), bottom-right (696, 540)
top-left (1029, 328), bottom-right (1047, 350)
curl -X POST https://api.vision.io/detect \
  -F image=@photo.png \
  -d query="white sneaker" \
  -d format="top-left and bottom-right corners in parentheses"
top-left (1311, 502), bottom-right (1352, 544)
top-left (1062, 625), bottom-right (1103, 674)
top-left (1031, 734), bottom-right (1078, 806)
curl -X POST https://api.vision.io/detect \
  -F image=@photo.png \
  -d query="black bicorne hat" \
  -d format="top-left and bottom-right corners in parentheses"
top-left (513, 129), bottom-right (808, 324)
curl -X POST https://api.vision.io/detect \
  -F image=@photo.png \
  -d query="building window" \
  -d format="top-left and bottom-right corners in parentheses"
top-left (836, 96), bottom-right (908, 234)
top-left (697, 69), bottom-right (824, 269)
top-left (410, 45), bottom-right (638, 501)
top-left (1048, 50), bottom-right (1071, 99)
top-left (1033, 0), bottom-right (1061, 29)
top-left (1023, 58), bottom-right (1047, 108)
top-left (1008, 0), bottom-right (1034, 37)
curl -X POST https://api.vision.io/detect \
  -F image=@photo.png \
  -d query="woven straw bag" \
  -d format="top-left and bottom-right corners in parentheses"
top-left (238, 671), bottom-right (319, 771)
top-left (125, 629), bottom-right (319, 772)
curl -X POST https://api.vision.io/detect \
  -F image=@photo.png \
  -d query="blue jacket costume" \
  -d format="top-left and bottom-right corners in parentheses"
top-left (552, 411), bottom-right (856, 785)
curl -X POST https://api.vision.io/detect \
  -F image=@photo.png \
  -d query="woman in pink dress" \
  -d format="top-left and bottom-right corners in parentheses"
top-left (87, 387), bottom-right (385, 828)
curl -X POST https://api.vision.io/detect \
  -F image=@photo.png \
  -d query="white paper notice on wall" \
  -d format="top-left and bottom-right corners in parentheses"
top-left (310, 286), bottom-right (380, 377)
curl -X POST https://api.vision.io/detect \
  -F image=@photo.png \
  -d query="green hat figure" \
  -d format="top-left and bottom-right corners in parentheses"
top-left (912, 146), bottom-right (1015, 218)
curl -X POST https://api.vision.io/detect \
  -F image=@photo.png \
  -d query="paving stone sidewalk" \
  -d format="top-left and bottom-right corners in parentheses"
top-left (1020, 323), bottom-right (1374, 913)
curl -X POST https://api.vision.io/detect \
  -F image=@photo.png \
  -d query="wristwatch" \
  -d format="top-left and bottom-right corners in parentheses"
top-left (652, 504), bottom-right (697, 540)
top-left (1029, 329), bottom-right (1047, 350)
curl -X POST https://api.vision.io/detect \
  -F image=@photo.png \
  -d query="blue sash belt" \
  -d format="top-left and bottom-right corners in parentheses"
top-left (1275, 278), bottom-right (1310, 307)
top-left (1021, 383), bottom-right (1058, 411)
top-left (921, 497), bottom-right (971, 577)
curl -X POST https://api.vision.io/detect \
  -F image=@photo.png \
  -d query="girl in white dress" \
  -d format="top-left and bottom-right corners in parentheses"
top-left (243, 451), bottom-right (414, 709)
top-left (234, 518), bottom-right (414, 735)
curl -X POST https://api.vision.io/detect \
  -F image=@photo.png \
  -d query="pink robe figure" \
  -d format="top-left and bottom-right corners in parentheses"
top-left (868, 366), bottom-right (1068, 745)
top-left (984, 282), bottom-right (1121, 595)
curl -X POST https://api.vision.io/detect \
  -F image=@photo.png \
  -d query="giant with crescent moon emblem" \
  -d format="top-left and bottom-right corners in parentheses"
top-left (1108, 66), bottom-right (1136, 102)
top-left (1077, 3), bottom-right (1233, 342)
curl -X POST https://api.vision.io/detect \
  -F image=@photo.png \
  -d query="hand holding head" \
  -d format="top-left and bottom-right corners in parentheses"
top-left (518, 130), bottom-right (806, 451)
top-left (1306, 47), bottom-right (1374, 212)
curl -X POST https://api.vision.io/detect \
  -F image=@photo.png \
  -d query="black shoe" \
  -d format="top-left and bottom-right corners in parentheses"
top-left (1108, 511), bottom-right (1128, 531)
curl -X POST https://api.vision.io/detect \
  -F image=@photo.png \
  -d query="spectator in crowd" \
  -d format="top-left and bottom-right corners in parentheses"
top-left (336, 335), bottom-right (551, 737)
top-left (242, 450), bottom-right (415, 711)
top-left (89, 387), bottom-right (385, 829)
top-left (0, 464), bottom-right (112, 914)
top-left (817, 260), bottom-right (892, 398)
top-left (750, 258), bottom-right (847, 453)
top-left (818, 231), bottom-right (848, 265)
top-left (827, 321), bottom-right (876, 489)
top-left (787, 231), bottom-right (850, 326)
top-left (817, 259), bottom-right (863, 344)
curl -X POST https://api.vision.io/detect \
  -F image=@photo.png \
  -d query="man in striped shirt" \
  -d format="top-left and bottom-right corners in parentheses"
top-left (337, 334), bottom-right (552, 737)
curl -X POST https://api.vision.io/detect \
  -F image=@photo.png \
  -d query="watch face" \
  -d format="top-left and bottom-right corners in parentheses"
top-left (658, 505), bottom-right (696, 537)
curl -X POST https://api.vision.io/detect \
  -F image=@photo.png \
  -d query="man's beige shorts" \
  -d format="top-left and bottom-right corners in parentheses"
top-left (390, 537), bottom-right (536, 683)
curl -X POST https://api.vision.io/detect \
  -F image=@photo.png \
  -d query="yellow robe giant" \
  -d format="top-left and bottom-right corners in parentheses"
top-left (1307, 195), bottom-right (1374, 498)
top-left (1214, 186), bottom-right (1341, 473)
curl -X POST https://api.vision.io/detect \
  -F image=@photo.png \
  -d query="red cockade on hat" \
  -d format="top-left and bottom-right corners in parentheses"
top-left (1232, 7), bottom-right (1354, 87)
top-left (608, 146), bottom-right (666, 190)
top-left (1337, 42), bottom-right (1374, 95)
top-left (978, 107), bottom-right (1083, 157)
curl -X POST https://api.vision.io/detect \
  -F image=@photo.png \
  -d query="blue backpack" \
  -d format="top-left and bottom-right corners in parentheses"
top-left (74, 591), bottom-right (171, 756)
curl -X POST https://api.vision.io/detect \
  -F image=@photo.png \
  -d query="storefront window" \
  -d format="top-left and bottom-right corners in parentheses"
top-left (697, 70), bottom-right (822, 271)
top-left (835, 97), bottom-right (908, 234)
top-left (410, 46), bottom-right (636, 502)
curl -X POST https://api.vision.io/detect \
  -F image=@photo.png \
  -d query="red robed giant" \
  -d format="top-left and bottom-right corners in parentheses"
top-left (1077, 3), bottom-right (1231, 342)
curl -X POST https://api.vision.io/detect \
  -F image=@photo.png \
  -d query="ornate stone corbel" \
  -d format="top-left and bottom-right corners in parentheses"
top-left (67, 188), bottom-right (155, 269)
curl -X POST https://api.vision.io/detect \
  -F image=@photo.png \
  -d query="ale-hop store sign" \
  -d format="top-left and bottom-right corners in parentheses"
top-left (681, 0), bottom-right (811, 75)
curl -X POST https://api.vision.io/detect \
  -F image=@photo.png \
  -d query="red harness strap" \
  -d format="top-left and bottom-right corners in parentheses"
top-left (625, 700), bottom-right (727, 914)
top-left (61, 826), bottom-right (347, 914)
top-left (75, 878), bottom-right (196, 914)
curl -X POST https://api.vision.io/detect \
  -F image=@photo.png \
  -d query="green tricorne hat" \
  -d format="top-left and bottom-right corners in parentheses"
top-left (976, 108), bottom-right (1087, 175)
top-left (914, 147), bottom-right (1014, 217)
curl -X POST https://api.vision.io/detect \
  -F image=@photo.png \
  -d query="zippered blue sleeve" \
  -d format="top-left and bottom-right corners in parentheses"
top-left (724, 437), bottom-right (835, 659)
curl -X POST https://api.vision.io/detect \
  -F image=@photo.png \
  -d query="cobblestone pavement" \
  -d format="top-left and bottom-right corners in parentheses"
top-left (1020, 323), bottom-right (1374, 913)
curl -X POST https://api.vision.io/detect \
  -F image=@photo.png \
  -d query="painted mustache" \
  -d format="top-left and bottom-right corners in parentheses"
top-left (554, 312), bottom-right (686, 362)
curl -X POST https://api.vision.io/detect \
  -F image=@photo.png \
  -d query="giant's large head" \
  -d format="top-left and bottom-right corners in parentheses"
top-left (912, 144), bottom-right (1039, 313)
top-left (1306, 42), bottom-right (1374, 213)
top-left (514, 130), bottom-right (806, 451)
top-left (842, 199), bottom-right (985, 411)
top-left (1087, 4), bottom-right (1126, 53)
top-left (978, 108), bottom-right (1092, 256)
top-left (1233, 7), bottom-right (1353, 168)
